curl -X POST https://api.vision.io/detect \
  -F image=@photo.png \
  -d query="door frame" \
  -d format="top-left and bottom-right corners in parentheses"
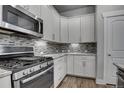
top-left (103, 10), bottom-right (124, 84)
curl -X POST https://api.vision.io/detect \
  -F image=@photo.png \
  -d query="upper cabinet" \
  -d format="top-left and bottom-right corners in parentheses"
top-left (51, 7), bottom-right (60, 42)
top-left (41, 6), bottom-right (54, 41)
top-left (19, 5), bottom-right (41, 17)
top-left (19, 5), bottom-right (95, 43)
top-left (28, 5), bottom-right (41, 18)
top-left (68, 17), bottom-right (81, 43)
top-left (81, 14), bottom-right (95, 42)
top-left (60, 17), bottom-right (68, 43)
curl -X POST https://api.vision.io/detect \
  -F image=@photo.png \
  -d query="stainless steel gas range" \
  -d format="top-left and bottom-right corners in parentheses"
top-left (0, 46), bottom-right (54, 88)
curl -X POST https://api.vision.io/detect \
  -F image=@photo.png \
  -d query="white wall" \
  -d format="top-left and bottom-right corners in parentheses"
top-left (96, 5), bottom-right (124, 80)
top-left (60, 6), bottom-right (95, 17)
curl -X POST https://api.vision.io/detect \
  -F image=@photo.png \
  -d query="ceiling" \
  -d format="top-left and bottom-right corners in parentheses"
top-left (53, 5), bottom-right (89, 13)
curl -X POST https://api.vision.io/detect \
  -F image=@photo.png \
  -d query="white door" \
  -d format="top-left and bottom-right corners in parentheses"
top-left (68, 17), bottom-right (81, 43)
top-left (106, 16), bottom-right (124, 84)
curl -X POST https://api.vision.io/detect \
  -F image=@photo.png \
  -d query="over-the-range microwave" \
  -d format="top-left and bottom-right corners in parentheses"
top-left (0, 5), bottom-right (43, 38)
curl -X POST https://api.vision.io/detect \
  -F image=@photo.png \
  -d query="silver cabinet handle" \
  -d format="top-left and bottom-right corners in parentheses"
top-left (21, 66), bottom-right (53, 84)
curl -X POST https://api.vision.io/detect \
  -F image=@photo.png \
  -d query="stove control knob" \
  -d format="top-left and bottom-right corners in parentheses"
top-left (40, 65), bottom-right (42, 68)
top-left (23, 72), bottom-right (27, 75)
top-left (30, 69), bottom-right (34, 73)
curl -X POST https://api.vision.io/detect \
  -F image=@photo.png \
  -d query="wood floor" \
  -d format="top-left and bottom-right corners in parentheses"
top-left (58, 75), bottom-right (113, 88)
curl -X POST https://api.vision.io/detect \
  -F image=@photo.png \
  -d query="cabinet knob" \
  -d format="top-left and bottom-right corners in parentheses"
top-left (108, 54), bottom-right (111, 56)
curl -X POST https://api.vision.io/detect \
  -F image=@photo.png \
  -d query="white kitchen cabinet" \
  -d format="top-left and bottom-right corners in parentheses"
top-left (41, 6), bottom-right (54, 41)
top-left (68, 17), bottom-right (81, 43)
top-left (67, 55), bottom-right (74, 75)
top-left (28, 5), bottom-right (41, 17)
top-left (60, 17), bottom-right (69, 43)
top-left (19, 5), bottom-right (41, 18)
top-left (74, 55), bottom-right (96, 78)
top-left (0, 75), bottom-right (11, 88)
top-left (54, 56), bottom-right (66, 88)
top-left (81, 14), bottom-right (95, 42)
top-left (51, 7), bottom-right (60, 42)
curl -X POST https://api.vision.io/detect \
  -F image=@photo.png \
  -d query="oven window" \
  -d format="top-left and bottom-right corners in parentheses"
top-left (20, 68), bottom-right (53, 88)
top-left (3, 5), bottom-right (39, 32)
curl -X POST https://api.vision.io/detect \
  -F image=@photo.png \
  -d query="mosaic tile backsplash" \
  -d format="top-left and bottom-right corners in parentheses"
top-left (0, 29), bottom-right (96, 56)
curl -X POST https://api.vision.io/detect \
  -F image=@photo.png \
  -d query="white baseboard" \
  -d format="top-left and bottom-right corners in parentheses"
top-left (96, 79), bottom-right (106, 85)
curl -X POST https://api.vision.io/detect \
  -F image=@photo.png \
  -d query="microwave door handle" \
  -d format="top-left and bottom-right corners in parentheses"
top-left (21, 66), bottom-right (53, 84)
top-left (38, 21), bottom-right (41, 33)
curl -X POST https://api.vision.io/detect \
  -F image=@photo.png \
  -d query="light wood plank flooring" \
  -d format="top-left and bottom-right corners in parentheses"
top-left (59, 76), bottom-right (113, 88)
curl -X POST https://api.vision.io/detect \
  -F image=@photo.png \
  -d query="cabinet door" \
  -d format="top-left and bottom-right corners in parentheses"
top-left (54, 56), bottom-right (66, 88)
top-left (51, 9), bottom-right (60, 42)
top-left (41, 6), bottom-right (54, 41)
top-left (60, 17), bottom-right (68, 43)
top-left (28, 5), bottom-right (41, 17)
top-left (81, 14), bottom-right (95, 42)
top-left (74, 56), bottom-right (84, 76)
top-left (67, 55), bottom-right (74, 75)
top-left (84, 56), bottom-right (96, 78)
top-left (68, 17), bottom-right (81, 43)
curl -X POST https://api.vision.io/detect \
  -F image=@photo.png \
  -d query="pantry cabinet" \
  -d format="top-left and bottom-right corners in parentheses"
top-left (81, 14), bottom-right (95, 42)
top-left (74, 55), bottom-right (96, 78)
top-left (60, 17), bottom-right (68, 43)
top-left (68, 17), bottom-right (81, 43)
top-left (54, 56), bottom-right (66, 88)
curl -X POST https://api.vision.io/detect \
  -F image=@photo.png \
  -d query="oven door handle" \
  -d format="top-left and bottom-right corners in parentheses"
top-left (21, 66), bottom-right (53, 84)
top-left (118, 74), bottom-right (124, 82)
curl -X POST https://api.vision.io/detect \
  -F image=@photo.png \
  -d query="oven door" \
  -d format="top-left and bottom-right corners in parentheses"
top-left (20, 66), bottom-right (53, 88)
top-left (117, 70), bottom-right (124, 88)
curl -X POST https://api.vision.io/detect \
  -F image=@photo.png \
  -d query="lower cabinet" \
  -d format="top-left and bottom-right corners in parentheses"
top-left (0, 75), bottom-right (11, 88)
top-left (54, 55), bottom-right (96, 88)
top-left (66, 55), bottom-right (96, 78)
top-left (67, 55), bottom-right (74, 75)
top-left (74, 55), bottom-right (96, 78)
top-left (54, 56), bottom-right (66, 88)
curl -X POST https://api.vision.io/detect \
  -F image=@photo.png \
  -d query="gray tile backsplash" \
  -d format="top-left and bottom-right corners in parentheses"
top-left (0, 29), bottom-right (96, 56)
top-left (34, 40), bottom-right (96, 56)
top-left (0, 30), bottom-right (35, 46)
